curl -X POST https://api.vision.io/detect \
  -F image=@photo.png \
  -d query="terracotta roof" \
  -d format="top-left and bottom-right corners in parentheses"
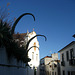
top-left (44, 56), bottom-right (52, 58)
top-left (13, 33), bottom-right (27, 41)
top-left (41, 56), bottom-right (52, 60)
top-left (58, 41), bottom-right (75, 52)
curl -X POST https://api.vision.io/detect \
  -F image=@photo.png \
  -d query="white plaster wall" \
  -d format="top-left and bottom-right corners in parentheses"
top-left (0, 47), bottom-right (8, 64)
top-left (0, 47), bottom-right (27, 75)
top-left (45, 58), bottom-right (52, 65)
top-left (59, 43), bottom-right (75, 75)
top-left (27, 31), bottom-right (40, 75)
top-left (0, 31), bottom-right (40, 75)
top-left (52, 53), bottom-right (58, 60)
top-left (45, 64), bottom-right (58, 75)
top-left (40, 53), bottom-right (59, 75)
top-left (48, 61), bottom-right (58, 75)
top-left (28, 31), bottom-right (39, 67)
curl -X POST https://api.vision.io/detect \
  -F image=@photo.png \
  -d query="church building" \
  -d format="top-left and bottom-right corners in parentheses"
top-left (13, 29), bottom-right (40, 75)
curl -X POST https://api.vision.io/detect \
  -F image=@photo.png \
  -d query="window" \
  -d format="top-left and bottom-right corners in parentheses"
top-left (71, 71), bottom-right (75, 75)
top-left (70, 49), bottom-right (74, 59)
top-left (50, 71), bottom-right (51, 75)
top-left (63, 70), bottom-right (65, 75)
top-left (36, 54), bottom-right (38, 61)
top-left (32, 52), bottom-right (34, 60)
top-left (62, 53), bottom-right (64, 61)
top-left (66, 51), bottom-right (69, 61)
top-left (68, 71), bottom-right (70, 75)
top-left (33, 42), bottom-right (36, 51)
top-left (52, 72), bottom-right (54, 75)
top-left (55, 72), bottom-right (56, 75)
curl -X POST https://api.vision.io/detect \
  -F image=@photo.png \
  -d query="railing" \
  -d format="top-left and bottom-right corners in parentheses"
top-left (69, 59), bottom-right (75, 66)
top-left (54, 64), bottom-right (57, 67)
top-left (61, 61), bottom-right (65, 66)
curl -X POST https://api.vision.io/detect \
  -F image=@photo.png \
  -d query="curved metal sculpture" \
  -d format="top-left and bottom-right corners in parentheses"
top-left (26, 34), bottom-right (47, 54)
top-left (11, 13), bottom-right (35, 35)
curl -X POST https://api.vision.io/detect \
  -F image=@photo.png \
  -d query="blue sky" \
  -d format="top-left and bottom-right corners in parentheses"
top-left (0, 0), bottom-right (75, 59)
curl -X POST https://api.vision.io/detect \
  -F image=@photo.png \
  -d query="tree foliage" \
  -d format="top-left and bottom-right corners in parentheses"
top-left (0, 12), bottom-right (47, 63)
top-left (0, 19), bottom-right (12, 47)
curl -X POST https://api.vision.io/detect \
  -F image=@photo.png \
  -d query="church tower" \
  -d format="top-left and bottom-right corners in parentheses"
top-left (27, 29), bottom-right (40, 75)
top-left (13, 29), bottom-right (40, 75)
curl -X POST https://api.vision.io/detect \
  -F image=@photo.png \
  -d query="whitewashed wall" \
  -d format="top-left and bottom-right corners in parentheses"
top-left (40, 53), bottom-right (59, 75)
top-left (27, 31), bottom-right (40, 75)
top-left (0, 47), bottom-right (28, 75)
top-left (59, 43), bottom-right (75, 75)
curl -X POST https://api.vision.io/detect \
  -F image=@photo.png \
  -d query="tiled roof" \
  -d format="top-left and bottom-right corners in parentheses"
top-left (44, 56), bottom-right (52, 58)
top-left (41, 56), bottom-right (52, 60)
top-left (13, 33), bottom-right (27, 41)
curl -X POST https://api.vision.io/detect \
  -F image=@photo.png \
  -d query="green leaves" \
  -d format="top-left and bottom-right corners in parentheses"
top-left (11, 34), bottom-right (47, 63)
top-left (0, 20), bottom-right (12, 47)
top-left (0, 12), bottom-right (47, 64)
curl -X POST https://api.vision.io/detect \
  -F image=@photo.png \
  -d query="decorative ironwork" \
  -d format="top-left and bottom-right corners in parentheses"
top-left (61, 61), bottom-right (65, 66)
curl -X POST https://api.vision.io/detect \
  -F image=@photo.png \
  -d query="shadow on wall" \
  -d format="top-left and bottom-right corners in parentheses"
top-left (0, 48), bottom-right (27, 75)
top-left (0, 47), bottom-right (39, 75)
top-left (27, 64), bottom-right (40, 75)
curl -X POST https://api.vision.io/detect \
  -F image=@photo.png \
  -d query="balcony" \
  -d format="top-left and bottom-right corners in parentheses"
top-left (69, 59), bottom-right (75, 66)
top-left (54, 64), bottom-right (57, 67)
top-left (61, 61), bottom-right (65, 66)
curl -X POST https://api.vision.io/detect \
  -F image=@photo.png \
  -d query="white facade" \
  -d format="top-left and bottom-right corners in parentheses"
top-left (58, 41), bottom-right (75, 75)
top-left (27, 30), bottom-right (40, 75)
top-left (0, 47), bottom-right (27, 75)
top-left (47, 53), bottom-right (60, 75)
top-left (47, 59), bottom-right (60, 75)
top-left (40, 56), bottom-right (52, 75)
top-left (40, 53), bottom-right (60, 75)
top-left (0, 30), bottom-right (40, 75)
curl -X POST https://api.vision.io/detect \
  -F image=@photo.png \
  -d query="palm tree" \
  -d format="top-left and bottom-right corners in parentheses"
top-left (0, 13), bottom-right (35, 60)
top-left (0, 20), bottom-right (12, 47)
top-left (10, 13), bottom-right (47, 63)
